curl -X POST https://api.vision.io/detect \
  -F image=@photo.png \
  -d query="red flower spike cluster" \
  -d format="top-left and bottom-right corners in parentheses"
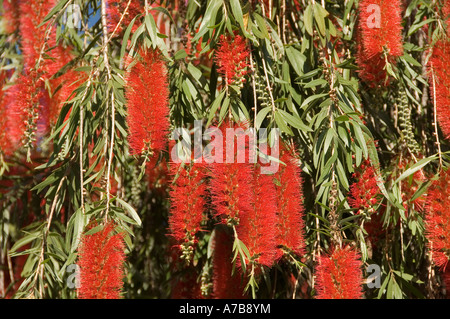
top-left (77, 222), bottom-right (126, 299)
top-left (0, 73), bottom-right (13, 156)
top-left (5, 74), bottom-right (42, 149)
top-left (444, 0), bottom-right (450, 36)
top-left (356, 0), bottom-right (403, 86)
top-left (2, 0), bottom-right (78, 154)
top-left (315, 246), bottom-right (364, 299)
top-left (208, 121), bottom-right (254, 226)
top-left (428, 39), bottom-right (450, 140)
top-left (348, 159), bottom-right (381, 213)
top-left (168, 162), bottom-right (207, 261)
top-left (425, 170), bottom-right (450, 269)
top-left (19, 0), bottom-right (57, 70)
top-left (236, 170), bottom-right (278, 268)
top-left (211, 227), bottom-right (246, 299)
top-left (215, 33), bottom-right (250, 86)
top-left (125, 48), bottom-right (170, 156)
top-left (106, 0), bottom-right (145, 36)
top-left (3, 0), bottom-right (20, 34)
top-left (274, 144), bottom-right (306, 259)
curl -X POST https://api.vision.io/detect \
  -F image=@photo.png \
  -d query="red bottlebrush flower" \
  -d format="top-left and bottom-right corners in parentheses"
top-left (3, 0), bottom-right (21, 34)
top-left (0, 73), bottom-right (14, 156)
top-left (315, 246), bottom-right (364, 299)
top-left (125, 47), bottom-right (170, 156)
top-left (274, 143), bottom-right (306, 259)
top-left (348, 159), bottom-right (381, 214)
top-left (168, 161), bottom-right (207, 261)
top-left (208, 121), bottom-right (254, 225)
top-left (425, 170), bottom-right (450, 269)
top-left (170, 265), bottom-right (204, 299)
top-left (356, 43), bottom-right (393, 87)
top-left (428, 39), bottom-right (450, 140)
top-left (358, 0), bottom-right (403, 58)
top-left (444, 0), bottom-right (450, 36)
top-left (19, 0), bottom-right (57, 70)
top-left (5, 73), bottom-right (47, 151)
top-left (106, 0), bottom-right (145, 36)
top-left (77, 221), bottom-right (126, 299)
top-left (236, 169), bottom-right (278, 268)
top-left (215, 33), bottom-right (250, 86)
top-left (356, 0), bottom-right (403, 86)
top-left (211, 227), bottom-right (247, 299)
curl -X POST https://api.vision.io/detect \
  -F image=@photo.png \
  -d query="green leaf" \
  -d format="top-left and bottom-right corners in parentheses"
top-left (253, 13), bottom-right (269, 39)
top-left (120, 16), bottom-right (137, 62)
top-left (286, 47), bottom-right (306, 76)
top-left (304, 4), bottom-right (314, 36)
top-left (394, 155), bottom-right (437, 184)
top-left (230, 0), bottom-right (246, 32)
top-left (39, 0), bottom-right (70, 27)
top-left (255, 107), bottom-right (271, 130)
top-left (10, 232), bottom-right (40, 254)
top-left (274, 111), bottom-right (293, 136)
top-left (116, 198), bottom-right (142, 226)
top-left (278, 109), bottom-right (312, 132)
top-left (313, 3), bottom-right (328, 36)
top-left (407, 18), bottom-right (435, 37)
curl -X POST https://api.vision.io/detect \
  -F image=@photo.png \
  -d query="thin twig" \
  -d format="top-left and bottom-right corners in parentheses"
top-left (431, 68), bottom-right (443, 169)
top-left (101, 0), bottom-right (115, 218)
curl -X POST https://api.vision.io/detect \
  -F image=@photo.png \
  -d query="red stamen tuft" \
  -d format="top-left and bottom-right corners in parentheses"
top-left (315, 246), bottom-right (364, 299)
top-left (215, 33), bottom-right (250, 86)
top-left (348, 159), bottom-right (381, 214)
top-left (211, 227), bottom-right (247, 299)
top-left (356, 0), bottom-right (404, 86)
top-left (168, 161), bottom-right (207, 260)
top-left (125, 47), bottom-right (170, 156)
top-left (274, 143), bottom-right (306, 259)
top-left (236, 168), bottom-right (278, 268)
top-left (425, 169), bottom-right (450, 270)
top-left (77, 221), bottom-right (126, 299)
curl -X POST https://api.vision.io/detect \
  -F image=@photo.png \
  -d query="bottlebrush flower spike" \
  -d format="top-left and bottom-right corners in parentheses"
top-left (77, 221), bottom-right (126, 299)
top-left (356, 0), bottom-right (403, 86)
top-left (215, 32), bottom-right (250, 86)
top-left (274, 143), bottom-right (306, 259)
top-left (236, 169), bottom-right (278, 268)
top-left (444, 0), bottom-right (450, 36)
top-left (3, 0), bottom-right (21, 34)
top-left (425, 169), bottom-right (450, 269)
top-left (315, 246), bottom-right (364, 299)
top-left (19, 0), bottom-right (57, 70)
top-left (5, 73), bottom-right (46, 151)
top-left (358, 0), bottom-right (403, 58)
top-left (208, 121), bottom-right (254, 226)
top-left (125, 47), bottom-right (170, 156)
top-left (211, 227), bottom-right (246, 299)
top-left (428, 39), bottom-right (450, 140)
top-left (168, 162), bottom-right (207, 262)
top-left (106, 0), bottom-right (145, 36)
top-left (0, 73), bottom-right (13, 157)
top-left (348, 159), bottom-right (381, 214)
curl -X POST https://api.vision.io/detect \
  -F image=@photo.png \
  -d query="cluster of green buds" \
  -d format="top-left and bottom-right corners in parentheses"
top-left (398, 89), bottom-right (420, 154)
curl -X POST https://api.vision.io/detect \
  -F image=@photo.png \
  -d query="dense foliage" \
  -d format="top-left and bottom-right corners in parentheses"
top-left (1, 0), bottom-right (450, 299)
